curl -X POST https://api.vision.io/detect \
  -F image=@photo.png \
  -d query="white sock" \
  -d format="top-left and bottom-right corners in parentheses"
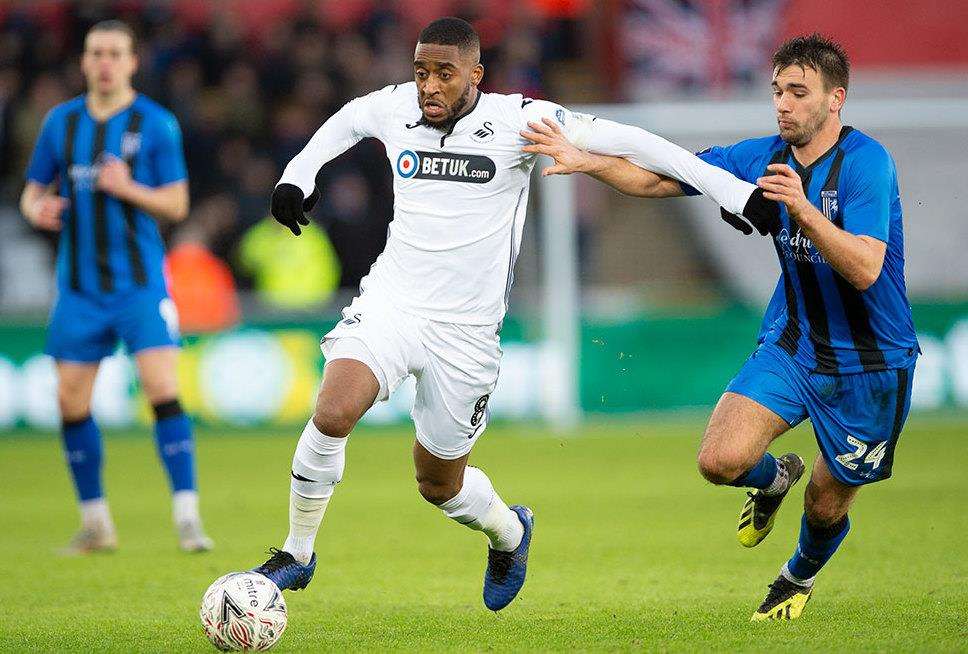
top-left (781, 562), bottom-right (815, 588)
top-left (439, 466), bottom-right (523, 552)
top-left (80, 498), bottom-right (112, 530)
top-left (761, 460), bottom-right (790, 496)
top-left (283, 419), bottom-right (347, 564)
top-left (172, 490), bottom-right (200, 525)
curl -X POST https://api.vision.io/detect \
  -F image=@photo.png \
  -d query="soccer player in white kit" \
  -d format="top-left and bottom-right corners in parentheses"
top-left (252, 18), bottom-right (779, 611)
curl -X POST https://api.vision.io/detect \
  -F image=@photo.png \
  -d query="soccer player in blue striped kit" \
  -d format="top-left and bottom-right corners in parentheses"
top-left (521, 34), bottom-right (918, 620)
top-left (20, 20), bottom-right (212, 553)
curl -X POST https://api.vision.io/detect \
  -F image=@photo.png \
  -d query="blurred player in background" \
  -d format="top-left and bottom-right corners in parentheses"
top-left (522, 34), bottom-right (917, 621)
top-left (20, 21), bottom-right (212, 553)
top-left (250, 17), bottom-right (778, 611)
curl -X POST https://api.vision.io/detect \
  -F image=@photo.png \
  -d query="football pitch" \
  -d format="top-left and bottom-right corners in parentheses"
top-left (1, 414), bottom-right (965, 652)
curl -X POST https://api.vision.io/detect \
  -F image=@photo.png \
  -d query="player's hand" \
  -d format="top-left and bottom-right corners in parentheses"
top-left (757, 164), bottom-right (810, 220)
top-left (96, 155), bottom-right (134, 200)
top-left (271, 183), bottom-right (318, 236)
top-left (521, 118), bottom-right (593, 176)
top-left (27, 195), bottom-right (68, 231)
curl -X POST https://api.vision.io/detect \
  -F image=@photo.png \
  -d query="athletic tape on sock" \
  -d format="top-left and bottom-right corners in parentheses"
top-left (290, 419), bottom-right (346, 499)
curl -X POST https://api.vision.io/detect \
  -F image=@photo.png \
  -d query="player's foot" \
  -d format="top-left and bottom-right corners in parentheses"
top-left (59, 523), bottom-right (118, 555)
top-left (482, 505), bottom-right (533, 611)
top-left (253, 548), bottom-right (317, 591)
top-left (751, 574), bottom-right (813, 621)
top-left (178, 519), bottom-right (215, 552)
top-left (737, 453), bottom-right (805, 548)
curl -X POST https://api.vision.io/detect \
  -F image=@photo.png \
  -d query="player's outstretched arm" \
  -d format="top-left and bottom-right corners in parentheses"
top-left (522, 118), bottom-right (684, 198)
top-left (579, 117), bottom-right (766, 219)
top-left (520, 101), bottom-right (778, 234)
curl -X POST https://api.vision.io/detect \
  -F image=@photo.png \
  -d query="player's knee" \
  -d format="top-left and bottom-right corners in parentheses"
top-left (415, 476), bottom-right (460, 506)
top-left (312, 398), bottom-right (358, 439)
top-left (696, 446), bottom-right (747, 485)
top-left (57, 385), bottom-right (91, 422)
top-left (139, 370), bottom-right (178, 405)
top-left (142, 381), bottom-right (178, 406)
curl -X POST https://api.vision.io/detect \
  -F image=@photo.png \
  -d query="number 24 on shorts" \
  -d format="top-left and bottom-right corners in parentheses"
top-left (835, 435), bottom-right (887, 471)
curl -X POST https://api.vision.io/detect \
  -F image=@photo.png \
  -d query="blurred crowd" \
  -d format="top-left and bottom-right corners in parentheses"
top-left (0, 0), bottom-right (593, 313)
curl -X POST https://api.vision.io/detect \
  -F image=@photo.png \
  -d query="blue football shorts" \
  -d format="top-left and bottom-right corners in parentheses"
top-left (45, 287), bottom-right (181, 363)
top-left (726, 341), bottom-right (915, 486)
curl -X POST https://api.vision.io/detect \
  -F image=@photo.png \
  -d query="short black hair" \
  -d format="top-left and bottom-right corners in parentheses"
top-left (88, 19), bottom-right (137, 49)
top-left (773, 33), bottom-right (849, 92)
top-left (418, 17), bottom-right (480, 55)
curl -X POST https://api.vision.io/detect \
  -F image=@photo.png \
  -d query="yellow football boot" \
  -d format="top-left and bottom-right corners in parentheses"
top-left (751, 575), bottom-right (813, 621)
top-left (737, 453), bottom-right (805, 548)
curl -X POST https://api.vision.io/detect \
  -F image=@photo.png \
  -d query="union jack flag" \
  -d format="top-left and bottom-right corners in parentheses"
top-left (621, 0), bottom-right (785, 99)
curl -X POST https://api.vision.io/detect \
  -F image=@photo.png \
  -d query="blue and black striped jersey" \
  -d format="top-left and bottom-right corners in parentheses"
top-left (686, 127), bottom-right (918, 375)
top-left (26, 93), bottom-right (187, 296)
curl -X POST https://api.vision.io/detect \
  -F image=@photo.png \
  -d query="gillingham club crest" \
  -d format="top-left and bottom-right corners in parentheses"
top-left (397, 150), bottom-right (419, 178)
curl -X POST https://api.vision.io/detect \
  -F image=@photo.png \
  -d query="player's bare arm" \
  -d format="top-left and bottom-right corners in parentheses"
top-left (522, 117), bottom-right (684, 198)
top-left (757, 162), bottom-right (886, 290)
top-left (96, 157), bottom-right (189, 222)
top-left (19, 181), bottom-right (68, 230)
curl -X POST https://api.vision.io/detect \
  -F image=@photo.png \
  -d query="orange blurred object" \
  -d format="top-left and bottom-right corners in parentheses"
top-left (166, 243), bottom-right (241, 334)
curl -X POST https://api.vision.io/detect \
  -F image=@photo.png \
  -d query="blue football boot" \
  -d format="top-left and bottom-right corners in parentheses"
top-left (253, 548), bottom-right (317, 591)
top-left (483, 505), bottom-right (534, 611)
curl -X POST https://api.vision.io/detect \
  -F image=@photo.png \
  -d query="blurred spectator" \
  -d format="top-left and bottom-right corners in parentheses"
top-left (0, 66), bottom-right (22, 197)
top-left (237, 157), bottom-right (278, 231)
top-left (237, 218), bottom-right (341, 310)
top-left (10, 72), bottom-right (67, 186)
top-left (163, 58), bottom-right (204, 130)
top-left (167, 195), bottom-right (241, 333)
top-left (221, 62), bottom-right (265, 136)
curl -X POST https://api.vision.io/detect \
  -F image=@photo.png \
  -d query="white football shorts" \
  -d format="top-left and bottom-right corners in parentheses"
top-left (321, 292), bottom-right (501, 460)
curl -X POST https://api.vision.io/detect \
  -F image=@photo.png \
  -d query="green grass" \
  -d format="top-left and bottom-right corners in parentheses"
top-left (0, 414), bottom-right (966, 652)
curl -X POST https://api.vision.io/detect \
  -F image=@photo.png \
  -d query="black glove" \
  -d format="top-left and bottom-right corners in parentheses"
top-left (271, 183), bottom-right (319, 236)
top-left (721, 188), bottom-right (780, 236)
top-left (720, 207), bottom-right (755, 235)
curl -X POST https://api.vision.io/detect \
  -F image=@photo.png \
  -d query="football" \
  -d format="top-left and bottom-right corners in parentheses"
top-left (199, 572), bottom-right (288, 651)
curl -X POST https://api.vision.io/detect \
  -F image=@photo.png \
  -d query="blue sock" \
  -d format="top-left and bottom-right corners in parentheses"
top-left (728, 452), bottom-right (778, 488)
top-left (787, 513), bottom-right (850, 581)
top-left (62, 416), bottom-right (104, 501)
top-left (153, 400), bottom-right (196, 492)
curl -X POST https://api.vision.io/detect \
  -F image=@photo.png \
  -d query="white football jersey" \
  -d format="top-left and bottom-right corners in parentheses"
top-left (280, 81), bottom-right (594, 325)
